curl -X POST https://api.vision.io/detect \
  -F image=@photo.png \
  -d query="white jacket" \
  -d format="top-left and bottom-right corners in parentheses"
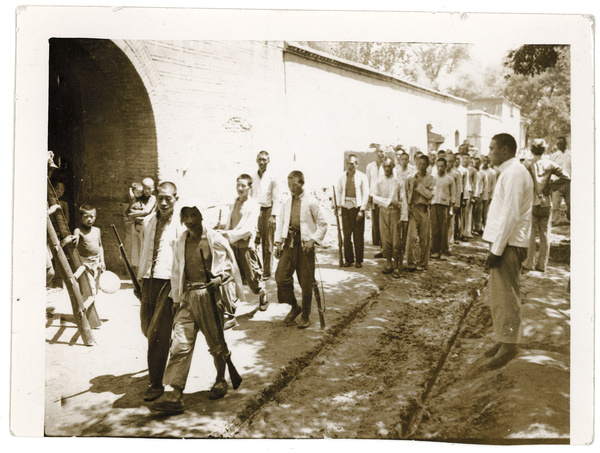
top-left (170, 226), bottom-right (246, 304)
top-left (220, 196), bottom-right (260, 246)
top-left (335, 170), bottom-right (369, 211)
top-left (275, 191), bottom-right (328, 245)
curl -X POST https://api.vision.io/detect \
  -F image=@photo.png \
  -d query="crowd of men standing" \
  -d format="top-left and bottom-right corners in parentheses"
top-left (338, 142), bottom-right (498, 276)
top-left (95, 132), bottom-right (569, 413)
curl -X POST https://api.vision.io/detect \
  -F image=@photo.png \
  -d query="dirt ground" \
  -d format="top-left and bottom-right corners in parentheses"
top-left (44, 206), bottom-right (571, 443)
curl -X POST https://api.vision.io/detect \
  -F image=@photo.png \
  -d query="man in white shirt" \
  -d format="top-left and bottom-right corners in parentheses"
top-left (251, 150), bottom-right (281, 279)
top-left (138, 181), bottom-right (184, 401)
top-left (550, 136), bottom-right (571, 220)
top-left (335, 154), bottom-right (369, 268)
top-left (523, 139), bottom-right (570, 272)
top-left (482, 133), bottom-right (533, 369)
top-left (216, 174), bottom-right (269, 311)
top-left (393, 148), bottom-right (415, 263)
top-left (365, 144), bottom-right (386, 253)
top-left (274, 171), bottom-right (328, 329)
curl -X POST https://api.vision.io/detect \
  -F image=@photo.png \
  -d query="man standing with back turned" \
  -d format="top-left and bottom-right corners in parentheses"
top-left (482, 134), bottom-right (533, 369)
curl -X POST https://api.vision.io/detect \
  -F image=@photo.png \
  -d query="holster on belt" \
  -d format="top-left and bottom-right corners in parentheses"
top-left (286, 226), bottom-right (301, 248)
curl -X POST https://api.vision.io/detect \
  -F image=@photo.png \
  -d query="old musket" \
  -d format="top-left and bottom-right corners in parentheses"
top-left (331, 186), bottom-right (344, 268)
top-left (200, 248), bottom-right (242, 390)
top-left (111, 224), bottom-right (142, 298)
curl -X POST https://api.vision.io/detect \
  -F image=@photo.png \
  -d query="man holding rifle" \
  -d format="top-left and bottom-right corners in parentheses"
top-left (335, 154), bottom-right (369, 268)
top-left (274, 171), bottom-right (327, 329)
top-left (150, 200), bottom-right (244, 413)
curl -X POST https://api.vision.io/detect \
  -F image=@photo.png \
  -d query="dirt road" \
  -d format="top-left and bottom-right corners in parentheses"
top-left (45, 215), bottom-right (570, 442)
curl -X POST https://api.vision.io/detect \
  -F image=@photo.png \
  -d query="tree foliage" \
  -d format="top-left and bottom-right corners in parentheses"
top-left (504, 45), bottom-right (560, 77)
top-left (301, 42), bottom-right (470, 90)
top-left (502, 45), bottom-right (570, 143)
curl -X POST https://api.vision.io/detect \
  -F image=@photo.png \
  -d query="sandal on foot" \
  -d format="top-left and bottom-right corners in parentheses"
top-left (208, 380), bottom-right (228, 399)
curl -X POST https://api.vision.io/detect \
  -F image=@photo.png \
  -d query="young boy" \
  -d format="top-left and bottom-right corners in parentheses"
top-left (128, 182), bottom-right (145, 215)
top-left (70, 204), bottom-right (105, 294)
top-left (216, 174), bottom-right (268, 311)
top-left (149, 202), bottom-right (244, 413)
top-left (127, 178), bottom-right (156, 274)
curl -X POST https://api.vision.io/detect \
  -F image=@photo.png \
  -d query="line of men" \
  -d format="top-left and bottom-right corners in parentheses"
top-left (136, 136), bottom-right (570, 411)
top-left (338, 144), bottom-right (499, 277)
top-left (136, 151), bottom-right (327, 413)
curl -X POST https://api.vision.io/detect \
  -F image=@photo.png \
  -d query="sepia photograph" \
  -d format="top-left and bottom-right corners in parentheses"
top-left (10, 4), bottom-right (594, 447)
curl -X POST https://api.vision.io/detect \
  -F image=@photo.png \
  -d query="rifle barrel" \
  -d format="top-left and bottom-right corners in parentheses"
top-left (332, 186), bottom-right (343, 267)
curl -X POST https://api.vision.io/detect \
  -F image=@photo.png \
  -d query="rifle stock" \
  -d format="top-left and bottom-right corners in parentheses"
top-left (111, 224), bottom-right (141, 296)
top-left (200, 249), bottom-right (242, 390)
top-left (332, 186), bottom-right (343, 267)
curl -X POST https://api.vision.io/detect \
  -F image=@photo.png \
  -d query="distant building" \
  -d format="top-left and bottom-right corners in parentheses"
top-left (467, 97), bottom-right (527, 156)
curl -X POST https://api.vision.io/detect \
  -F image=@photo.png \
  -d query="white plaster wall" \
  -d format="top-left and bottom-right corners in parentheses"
top-left (127, 40), bottom-right (468, 210)
top-left (282, 53), bottom-right (467, 190)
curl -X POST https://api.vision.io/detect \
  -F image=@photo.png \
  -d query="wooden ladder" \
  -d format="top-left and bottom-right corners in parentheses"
top-left (47, 178), bottom-right (101, 346)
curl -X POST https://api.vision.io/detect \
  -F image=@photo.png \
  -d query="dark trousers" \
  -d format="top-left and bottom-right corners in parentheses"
top-left (406, 205), bottom-right (431, 268)
top-left (482, 199), bottom-right (491, 228)
top-left (140, 278), bottom-right (174, 388)
top-left (454, 197), bottom-right (463, 239)
top-left (341, 207), bottom-right (365, 264)
top-left (275, 237), bottom-right (315, 317)
top-left (431, 204), bottom-right (449, 254)
top-left (232, 245), bottom-right (265, 295)
top-left (257, 206), bottom-right (274, 276)
top-left (473, 199), bottom-right (484, 233)
top-left (371, 204), bottom-right (381, 247)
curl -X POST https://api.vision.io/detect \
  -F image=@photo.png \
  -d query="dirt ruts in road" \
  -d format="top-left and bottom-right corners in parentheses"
top-left (234, 251), bottom-right (491, 439)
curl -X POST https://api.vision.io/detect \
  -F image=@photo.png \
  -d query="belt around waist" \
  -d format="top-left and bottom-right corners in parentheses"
top-left (260, 206), bottom-right (273, 211)
top-left (184, 281), bottom-right (208, 291)
top-left (412, 204), bottom-right (429, 210)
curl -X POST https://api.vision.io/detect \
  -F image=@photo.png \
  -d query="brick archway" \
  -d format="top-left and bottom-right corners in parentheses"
top-left (48, 38), bottom-right (158, 273)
